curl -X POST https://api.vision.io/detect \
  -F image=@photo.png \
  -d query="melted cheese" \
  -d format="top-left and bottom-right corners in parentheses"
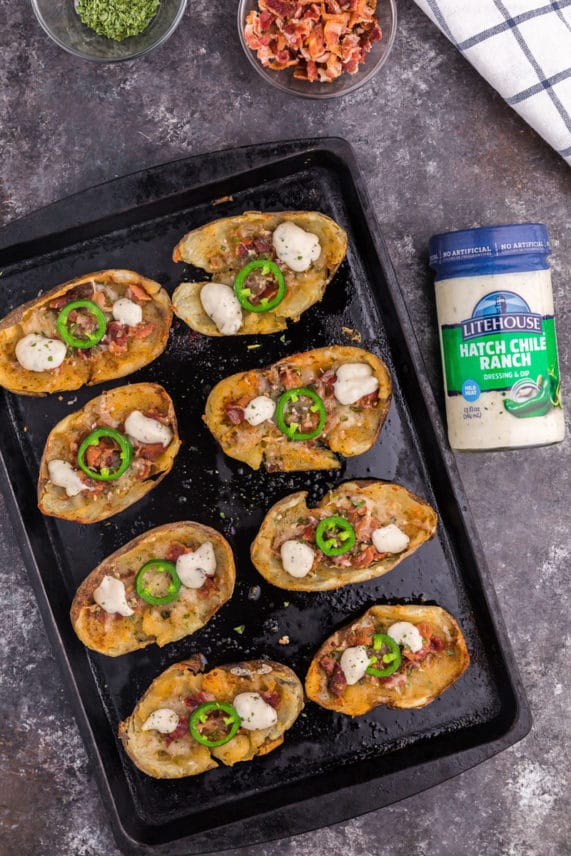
top-left (48, 459), bottom-right (92, 497)
top-left (93, 575), bottom-right (134, 617)
top-left (244, 395), bottom-right (276, 426)
top-left (124, 411), bottom-right (173, 446)
top-left (272, 221), bottom-right (321, 272)
top-left (387, 621), bottom-right (423, 652)
top-left (15, 333), bottom-right (67, 372)
top-left (141, 708), bottom-right (179, 733)
top-left (112, 298), bottom-right (143, 327)
top-left (340, 646), bottom-right (370, 685)
top-left (233, 692), bottom-right (277, 731)
top-left (280, 540), bottom-right (315, 578)
top-left (333, 363), bottom-right (379, 406)
top-left (371, 524), bottom-right (410, 554)
top-left (200, 283), bottom-right (243, 335)
top-left (176, 542), bottom-right (217, 589)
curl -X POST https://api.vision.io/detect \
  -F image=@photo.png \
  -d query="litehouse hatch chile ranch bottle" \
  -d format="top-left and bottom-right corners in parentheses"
top-left (429, 224), bottom-right (565, 451)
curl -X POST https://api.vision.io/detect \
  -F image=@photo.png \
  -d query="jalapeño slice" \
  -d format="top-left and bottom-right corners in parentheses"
top-left (56, 299), bottom-right (107, 349)
top-left (234, 260), bottom-right (286, 313)
top-left (275, 386), bottom-right (326, 441)
top-left (77, 427), bottom-right (133, 481)
top-left (366, 633), bottom-right (402, 678)
top-left (135, 560), bottom-right (181, 606)
top-left (315, 515), bottom-right (356, 556)
top-left (189, 701), bottom-right (241, 748)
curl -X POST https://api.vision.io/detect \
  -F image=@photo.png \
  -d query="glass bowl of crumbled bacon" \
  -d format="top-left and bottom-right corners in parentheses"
top-left (238, 0), bottom-right (397, 98)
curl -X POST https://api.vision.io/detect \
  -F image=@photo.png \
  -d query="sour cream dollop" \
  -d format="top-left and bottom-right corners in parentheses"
top-left (272, 222), bottom-right (321, 273)
top-left (93, 575), bottom-right (134, 617)
top-left (387, 621), bottom-right (424, 653)
top-left (48, 459), bottom-right (92, 497)
top-left (340, 646), bottom-right (370, 685)
top-left (233, 692), bottom-right (278, 731)
top-left (333, 363), bottom-right (379, 406)
top-left (280, 540), bottom-right (315, 578)
top-left (112, 298), bottom-right (143, 327)
top-left (15, 334), bottom-right (67, 372)
top-left (124, 411), bottom-right (173, 447)
top-left (244, 395), bottom-right (276, 426)
top-left (141, 709), bottom-right (179, 734)
top-left (371, 524), bottom-right (410, 554)
top-left (176, 542), bottom-right (217, 589)
top-left (200, 283), bottom-right (243, 335)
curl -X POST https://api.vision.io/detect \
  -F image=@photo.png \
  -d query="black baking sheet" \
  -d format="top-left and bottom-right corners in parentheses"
top-left (0, 139), bottom-right (530, 854)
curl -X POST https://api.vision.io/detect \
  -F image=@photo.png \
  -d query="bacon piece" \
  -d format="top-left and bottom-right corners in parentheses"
top-left (260, 690), bottom-right (280, 708)
top-left (165, 541), bottom-right (191, 562)
top-left (183, 691), bottom-right (216, 711)
top-left (327, 662), bottom-right (347, 697)
top-left (402, 622), bottom-right (433, 663)
top-left (131, 322), bottom-right (155, 339)
top-left (431, 635), bottom-right (446, 652)
top-left (226, 404), bottom-right (245, 425)
top-left (263, 0), bottom-right (296, 16)
top-left (163, 715), bottom-right (189, 746)
top-left (127, 284), bottom-right (152, 303)
top-left (135, 442), bottom-right (165, 461)
top-left (197, 576), bottom-right (218, 599)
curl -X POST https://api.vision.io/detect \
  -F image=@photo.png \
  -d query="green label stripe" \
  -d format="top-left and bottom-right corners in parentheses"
top-left (441, 317), bottom-right (560, 394)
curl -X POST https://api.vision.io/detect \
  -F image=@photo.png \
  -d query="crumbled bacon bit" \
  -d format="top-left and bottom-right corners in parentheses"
top-left (244, 0), bottom-right (382, 82)
top-left (183, 691), bottom-right (216, 711)
top-left (226, 404), bottom-right (245, 425)
top-left (164, 715), bottom-right (189, 746)
top-left (165, 541), bottom-right (192, 562)
top-left (278, 635), bottom-right (290, 645)
top-left (260, 690), bottom-right (281, 707)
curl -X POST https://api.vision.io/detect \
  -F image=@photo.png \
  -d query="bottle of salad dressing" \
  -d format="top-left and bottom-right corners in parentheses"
top-left (429, 224), bottom-right (565, 451)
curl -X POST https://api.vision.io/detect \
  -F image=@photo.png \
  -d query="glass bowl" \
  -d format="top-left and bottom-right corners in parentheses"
top-left (30, 0), bottom-right (187, 63)
top-left (237, 0), bottom-right (397, 99)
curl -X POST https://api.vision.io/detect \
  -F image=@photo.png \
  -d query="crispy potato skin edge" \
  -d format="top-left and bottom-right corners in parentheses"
top-left (0, 270), bottom-right (172, 395)
top-left (305, 605), bottom-right (470, 716)
top-left (250, 479), bottom-right (438, 591)
top-left (70, 521), bottom-right (236, 656)
top-left (37, 382), bottom-right (180, 524)
top-left (118, 659), bottom-right (304, 778)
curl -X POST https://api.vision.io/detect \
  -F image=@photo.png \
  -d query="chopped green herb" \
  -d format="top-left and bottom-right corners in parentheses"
top-left (446, 650), bottom-right (455, 656)
top-left (233, 625), bottom-right (245, 635)
top-left (279, 334), bottom-right (286, 344)
top-left (219, 511), bottom-right (226, 519)
top-left (283, 601), bottom-right (290, 607)
top-left (76, 0), bottom-right (160, 42)
top-left (247, 344), bottom-right (261, 350)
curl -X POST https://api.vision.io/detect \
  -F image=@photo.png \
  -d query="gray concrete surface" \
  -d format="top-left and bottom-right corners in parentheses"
top-left (0, 1), bottom-right (570, 855)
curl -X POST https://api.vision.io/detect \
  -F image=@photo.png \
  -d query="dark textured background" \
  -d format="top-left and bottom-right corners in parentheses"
top-left (0, 1), bottom-right (569, 855)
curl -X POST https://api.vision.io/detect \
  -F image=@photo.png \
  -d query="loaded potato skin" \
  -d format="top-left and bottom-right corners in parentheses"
top-left (38, 382), bottom-right (180, 524)
top-left (251, 480), bottom-right (438, 591)
top-left (0, 270), bottom-right (172, 396)
top-left (306, 605), bottom-right (470, 716)
top-left (119, 659), bottom-right (304, 778)
top-left (203, 346), bottom-right (392, 472)
top-left (172, 211), bottom-right (347, 336)
top-left (70, 522), bottom-right (235, 656)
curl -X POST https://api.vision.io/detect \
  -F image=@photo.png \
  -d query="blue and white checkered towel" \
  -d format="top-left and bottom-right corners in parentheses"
top-left (413, 0), bottom-right (571, 165)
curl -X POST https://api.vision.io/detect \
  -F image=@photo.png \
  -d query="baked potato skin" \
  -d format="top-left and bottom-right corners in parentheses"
top-left (305, 605), bottom-right (470, 716)
top-left (0, 270), bottom-right (172, 396)
top-left (204, 346), bottom-right (392, 472)
top-left (119, 659), bottom-right (304, 779)
top-left (251, 480), bottom-right (438, 592)
top-left (70, 522), bottom-right (235, 656)
top-left (38, 382), bottom-right (180, 524)
top-left (172, 211), bottom-right (347, 336)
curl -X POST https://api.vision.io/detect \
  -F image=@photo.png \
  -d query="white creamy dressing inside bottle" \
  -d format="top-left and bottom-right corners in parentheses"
top-left (430, 224), bottom-right (564, 451)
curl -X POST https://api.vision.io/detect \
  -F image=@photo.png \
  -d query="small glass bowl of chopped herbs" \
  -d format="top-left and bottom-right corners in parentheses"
top-left (31, 0), bottom-right (187, 62)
